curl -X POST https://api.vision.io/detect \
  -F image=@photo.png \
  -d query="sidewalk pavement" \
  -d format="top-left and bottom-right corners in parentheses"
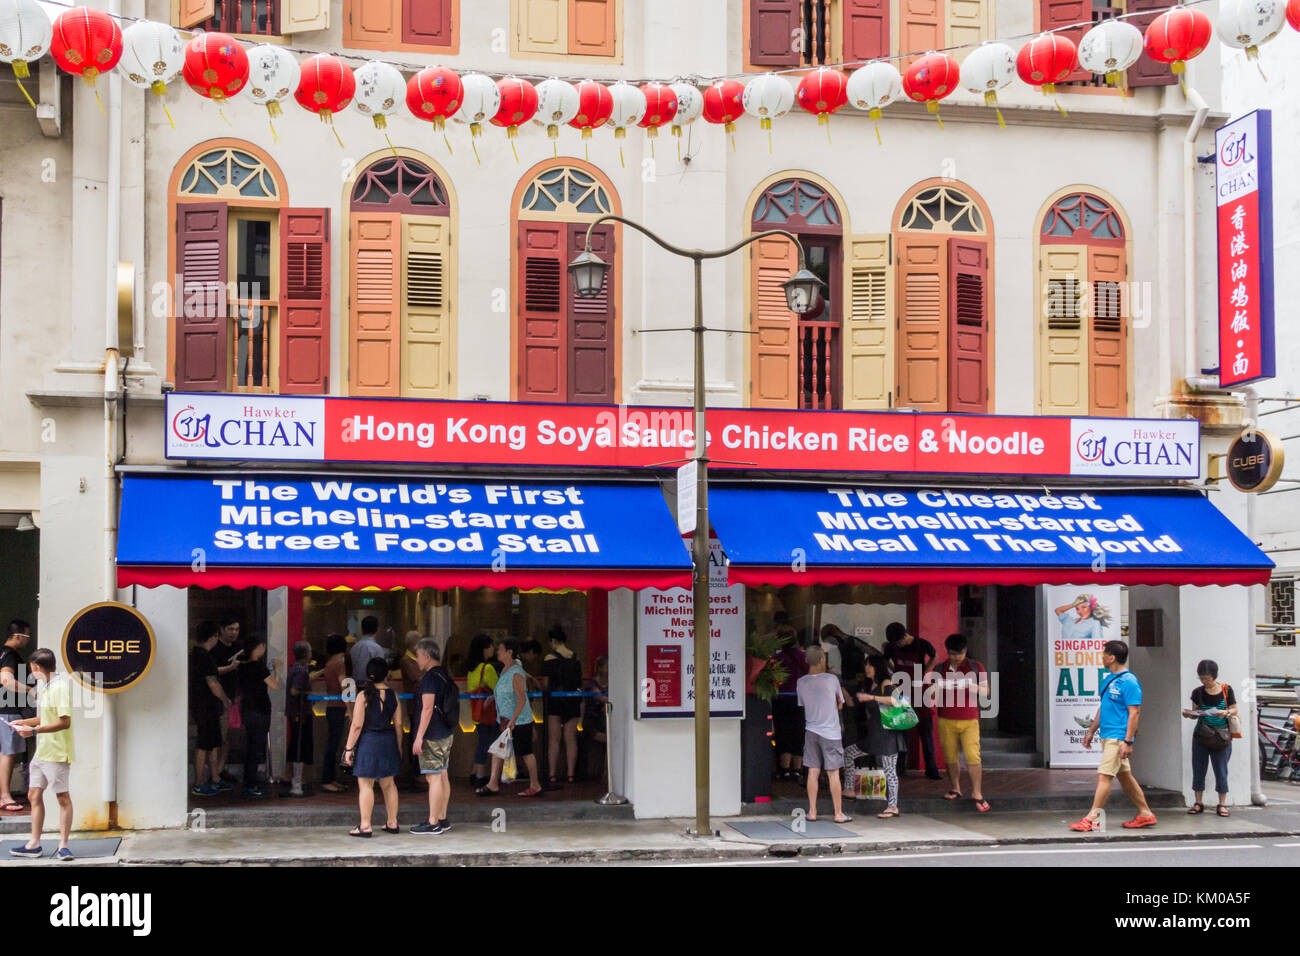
top-left (12, 803), bottom-right (1283, 866)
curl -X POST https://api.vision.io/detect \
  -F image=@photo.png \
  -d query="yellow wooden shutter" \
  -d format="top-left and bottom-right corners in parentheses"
top-left (517, 0), bottom-right (567, 55)
top-left (175, 0), bottom-right (215, 29)
top-left (945, 0), bottom-right (989, 55)
top-left (1039, 245), bottom-right (1088, 414)
top-left (402, 216), bottom-right (453, 398)
top-left (282, 0), bottom-right (329, 34)
top-left (844, 234), bottom-right (893, 409)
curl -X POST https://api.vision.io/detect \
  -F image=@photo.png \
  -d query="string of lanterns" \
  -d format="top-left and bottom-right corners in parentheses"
top-left (0, 0), bottom-right (1296, 157)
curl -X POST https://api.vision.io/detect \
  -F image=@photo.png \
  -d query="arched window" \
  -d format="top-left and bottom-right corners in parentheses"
top-left (346, 154), bottom-right (455, 398)
top-left (748, 178), bottom-right (843, 410)
top-left (1038, 190), bottom-right (1129, 416)
top-left (513, 162), bottom-right (619, 404)
top-left (893, 181), bottom-right (991, 412)
top-left (170, 141), bottom-right (329, 395)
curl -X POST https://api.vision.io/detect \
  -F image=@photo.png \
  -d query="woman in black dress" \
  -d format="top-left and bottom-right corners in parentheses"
top-left (342, 657), bottom-right (404, 837)
top-left (855, 654), bottom-right (906, 819)
top-left (542, 626), bottom-right (583, 784)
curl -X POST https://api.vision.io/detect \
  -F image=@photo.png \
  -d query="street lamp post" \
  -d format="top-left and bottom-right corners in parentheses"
top-left (569, 215), bottom-right (822, 837)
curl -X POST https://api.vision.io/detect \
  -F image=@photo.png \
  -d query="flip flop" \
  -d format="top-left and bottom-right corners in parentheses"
top-left (943, 790), bottom-right (962, 800)
top-left (833, 816), bottom-right (854, 824)
top-left (0, 803), bottom-right (25, 812)
top-left (381, 824), bottom-right (400, 834)
top-left (518, 787), bottom-right (544, 798)
top-left (349, 827), bottom-right (373, 838)
top-left (1121, 813), bottom-right (1158, 829)
top-left (877, 808), bottom-right (901, 819)
top-left (973, 798), bottom-right (990, 813)
top-left (474, 786), bottom-right (500, 797)
top-left (1068, 816), bottom-right (1100, 831)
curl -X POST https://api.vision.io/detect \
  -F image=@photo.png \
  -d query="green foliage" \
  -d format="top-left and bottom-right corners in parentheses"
top-left (746, 628), bottom-right (790, 704)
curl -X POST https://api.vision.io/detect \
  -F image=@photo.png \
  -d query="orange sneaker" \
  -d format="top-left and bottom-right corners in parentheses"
top-left (1121, 813), bottom-right (1158, 829)
top-left (1068, 816), bottom-right (1100, 831)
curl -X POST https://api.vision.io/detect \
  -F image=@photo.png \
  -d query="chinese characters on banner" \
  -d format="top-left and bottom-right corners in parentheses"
top-left (1215, 110), bottom-right (1275, 388)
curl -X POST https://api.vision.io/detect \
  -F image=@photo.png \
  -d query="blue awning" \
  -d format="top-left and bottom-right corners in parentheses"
top-left (116, 474), bottom-right (691, 590)
top-left (708, 485), bottom-right (1272, 587)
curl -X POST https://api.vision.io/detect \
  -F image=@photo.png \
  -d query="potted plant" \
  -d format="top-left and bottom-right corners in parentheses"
top-left (745, 626), bottom-right (790, 702)
top-left (741, 623), bottom-right (790, 803)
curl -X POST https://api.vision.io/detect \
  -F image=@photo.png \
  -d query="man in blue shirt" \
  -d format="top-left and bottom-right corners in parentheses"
top-left (1070, 640), bottom-right (1157, 831)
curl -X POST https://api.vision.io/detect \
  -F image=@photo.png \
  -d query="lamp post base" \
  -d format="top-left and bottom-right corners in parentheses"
top-left (595, 791), bottom-right (629, 806)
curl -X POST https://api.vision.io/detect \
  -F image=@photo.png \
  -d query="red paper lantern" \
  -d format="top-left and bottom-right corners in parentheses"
top-left (406, 66), bottom-right (463, 131)
top-left (295, 53), bottom-right (355, 125)
top-left (1143, 5), bottom-right (1213, 75)
top-left (796, 67), bottom-right (848, 128)
top-left (1016, 33), bottom-right (1078, 95)
top-left (1289, 0), bottom-right (1300, 31)
top-left (182, 32), bottom-right (248, 101)
top-left (568, 79), bottom-right (613, 139)
top-left (490, 76), bottom-right (539, 138)
top-left (50, 7), bottom-right (122, 87)
top-left (637, 82), bottom-right (678, 138)
top-left (902, 52), bottom-right (960, 125)
top-left (701, 79), bottom-right (745, 134)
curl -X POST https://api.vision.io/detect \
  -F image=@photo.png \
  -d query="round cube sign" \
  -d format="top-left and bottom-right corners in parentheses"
top-left (61, 602), bottom-right (156, 693)
top-left (1226, 429), bottom-right (1285, 493)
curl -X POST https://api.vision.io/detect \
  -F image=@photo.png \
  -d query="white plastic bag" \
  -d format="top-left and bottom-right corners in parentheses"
top-left (489, 727), bottom-right (513, 759)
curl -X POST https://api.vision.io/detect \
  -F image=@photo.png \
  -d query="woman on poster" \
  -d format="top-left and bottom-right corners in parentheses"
top-left (1054, 594), bottom-right (1112, 642)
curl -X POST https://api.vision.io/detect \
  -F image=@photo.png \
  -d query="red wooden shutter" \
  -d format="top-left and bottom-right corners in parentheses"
top-left (1040, 0), bottom-right (1089, 82)
top-left (898, 0), bottom-right (942, 68)
top-left (403, 0), bottom-right (451, 45)
top-left (1126, 0), bottom-right (1177, 87)
top-left (279, 208), bottom-right (330, 394)
top-left (518, 222), bottom-right (567, 402)
top-left (175, 203), bottom-right (228, 392)
top-left (750, 233), bottom-right (800, 408)
top-left (569, 0), bottom-right (616, 56)
top-left (896, 235), bottom-right (947, 411)
top-left (1088, 246), bottom-right (1127, 416)
top-left (750, 0), bottom-right (800, 68)
top-left (567, 223), bottom-right (615, 404)
top-left (843, 0), bottom-right (888, 61)
top-left (947, 238), bottom-right (988, 413)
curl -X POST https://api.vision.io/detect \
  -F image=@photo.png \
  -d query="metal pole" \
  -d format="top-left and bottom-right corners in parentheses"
top-left (692, 256), bottom-right (712, 836)
top-left (596, 698), bottom-right (627, 805)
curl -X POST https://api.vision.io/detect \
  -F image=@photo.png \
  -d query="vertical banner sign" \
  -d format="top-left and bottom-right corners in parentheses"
top-left (1215, 109), bottom-right (1275, 388)
top-left (636, 541), bottom-right (744, 718)
top-left (1046, 584), bottom-right (1123, 768)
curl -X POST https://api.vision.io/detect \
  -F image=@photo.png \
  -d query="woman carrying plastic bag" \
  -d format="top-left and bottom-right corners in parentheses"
top-left (476, 639), bottom-right (543, 797)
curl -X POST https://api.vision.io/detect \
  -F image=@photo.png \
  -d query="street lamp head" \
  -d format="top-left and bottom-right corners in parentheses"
top-left (568, 249), bottom-right (610, 298)
top-left (783, 268), bottom-right (825, 315)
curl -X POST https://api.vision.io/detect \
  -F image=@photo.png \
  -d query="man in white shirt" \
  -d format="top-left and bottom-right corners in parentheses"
top-left (796, 646), bottom-right (851, 824)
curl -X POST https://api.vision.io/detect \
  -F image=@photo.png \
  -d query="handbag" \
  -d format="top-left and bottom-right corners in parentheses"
top-left (470, 666), bottom-right (499, 725)
top-left (227, 697), bottom-right (243, 730)
top-left (1193, 716), bottom-right (1232, 751)
top-left (1223, 683), bottom-right (1243, 739)
top-left (880, 700), bottom-right (919, 731)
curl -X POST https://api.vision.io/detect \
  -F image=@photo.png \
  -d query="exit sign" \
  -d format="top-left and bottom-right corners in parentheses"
top-left (361, 597), bottom-right (377, 607)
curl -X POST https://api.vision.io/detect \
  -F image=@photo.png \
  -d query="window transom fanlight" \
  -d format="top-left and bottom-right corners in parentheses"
top-left (178, 147), bottom-right (280, 200)
top-left (899, 186), bottom-right (985, 234)
top-left (519, 166), bottom-right (612, 219)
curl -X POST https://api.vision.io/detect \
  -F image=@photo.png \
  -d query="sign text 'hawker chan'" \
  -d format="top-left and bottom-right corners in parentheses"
top-left (165, 393), bottom-right (1200, 480)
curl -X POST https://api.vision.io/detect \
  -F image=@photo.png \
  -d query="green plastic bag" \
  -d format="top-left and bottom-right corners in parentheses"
top-left (880, 701), bottom-right (919, 731)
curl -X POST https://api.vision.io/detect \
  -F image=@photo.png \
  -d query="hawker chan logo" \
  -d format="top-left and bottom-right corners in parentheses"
top-left (1074, 427), bottom-right (1195, 471)
top-left (1219, 130), bottom-right (1252, 168)
top-left (170, 402), bottom-right (318, 450)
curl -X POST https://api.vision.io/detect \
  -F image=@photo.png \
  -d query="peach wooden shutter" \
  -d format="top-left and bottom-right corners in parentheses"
top-left (750, 233), bottom-right (799, 408)
top-left (176, 0), bottom-right (215, 29)
top-left (1088, 246), bottom-right (1127, 416)
top-left (570, 0), bottom-right (615, 56)
top-left (843, 234), bottom-right (893, 409)
top-left (282, 0), bottom-right (329, 34)
top-left (898, 0), bottom-right (942, 67)
top-left (349, 212), bottom-right (401, 396)
top-left (518, 222), bottom-right (567, 401)
top-left (1039, 244), bottom-right (1087, 414)
top-left (402, 216), bottom-right (452, 398)
top-left (895, 235), bottom-right (947, 411)
top-left (175, 203), bottom-right (228, 392)
top-left (947, 237), bottom-right (988, 412)
top-left (518, 0), bottom-right (567, 55)
top-left (346, 0), bottom-right (400, 45)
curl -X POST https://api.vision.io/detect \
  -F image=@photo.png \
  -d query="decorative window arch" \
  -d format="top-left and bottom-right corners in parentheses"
top-left (512, 160), bottom-right (620, 404)
top-left (748, 177), bottom-right (845, 411)
top-left (892, 180), bottom-right (992, 413)
top-left (169, 140), bottom-right (330, 397)
top-left (345, 151), bottom-right (455, 399)
top-left (1037, 189), bottom-right (1131, 417)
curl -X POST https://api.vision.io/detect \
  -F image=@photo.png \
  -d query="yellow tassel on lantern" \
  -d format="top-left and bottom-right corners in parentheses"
top-left (984, 91), bottom-right (1006, 129)
top-left (818, 111), bottom-right (831, 144)
top-left (384, 133), bottom-right (398, 157)
top-left (267, 100), bottom-right (283, 118)
top-left (1105, 69), bottom-right (1120, 85)
top-left (12, 66), bottom-right (35, 109)
top-left (507, 125), bottom-right (520, 164)
top-left (1171, 60), bottom-right (1186, 74)
top-left (471, 122), bottom-right (482, 165)
top-left (374, 113), bottom-right (387, 129)
top-left (150, 81), bottom-right (176, 129)
top-left (13, 59), bottom-right (29, 79)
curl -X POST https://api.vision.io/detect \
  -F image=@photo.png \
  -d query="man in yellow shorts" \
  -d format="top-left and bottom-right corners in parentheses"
top-left (932, 633), bottom-right (990, 812)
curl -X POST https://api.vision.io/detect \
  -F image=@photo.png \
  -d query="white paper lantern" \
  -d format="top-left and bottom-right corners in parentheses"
top-left (353, 61), bottom-right (405, 130)
top-left (845, 61), bottom-right (902, 119)
top-left (742, 73), bottom-right (794, 130)
top-left (454, 71), bottom-right (502, 133)
top-left (0, 0), bottom-right (51, 82)
top-left (118, 20), bottom-right (183, 92)
top-left (669, 81), bottom-right (702, 138)
top-left (1077, 18), bottom-right (1144, 84)
top-left (960, 42), bottom-right (1016, 127)
top-left (245, 44), bottom-right (300, 130)
top-left (607, 80), bottom-right (646, 139)
top-left (533, 77), bottom-right (579, 141)
top-left (1218, 0), bottom-right (1286, 58)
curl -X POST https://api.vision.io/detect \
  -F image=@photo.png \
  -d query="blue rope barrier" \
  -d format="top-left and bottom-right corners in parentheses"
top-left (306, 690), bottom-right (603, 701)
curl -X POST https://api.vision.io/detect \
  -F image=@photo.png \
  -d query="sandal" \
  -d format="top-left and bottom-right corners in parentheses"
top-left (567, 776), bottom-right (576, 784)
top-left (973, 798), bottom-right (991, 813)
top-left (1187, 802), bottom-right (1205, 815)
top-left (349, 826), bottom-right (373, 838)
top-left (518, 787), bottom-right (544, 798)
top-left (1069, 816), bottom-right (1100, 831)
top-left (1216, 805), bottom-right (1230, 817)
top-left (381, 824), bottom-right (400, 834)
top-left (943, 790), bottom-right (962, 800)
top-left (877, 808), bottom-right (901, 819)
top-left (0, 802), bottom-right (25, 812)
top-left (474, 785), bottom-right (500, 797)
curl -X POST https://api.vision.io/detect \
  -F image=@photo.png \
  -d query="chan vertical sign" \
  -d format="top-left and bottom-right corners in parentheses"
top-left (1215, 109), bottom-right (1275, 388)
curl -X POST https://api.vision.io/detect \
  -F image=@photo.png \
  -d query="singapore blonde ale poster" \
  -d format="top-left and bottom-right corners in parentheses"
top-left (1046, 585), bottom-right (1122, 768)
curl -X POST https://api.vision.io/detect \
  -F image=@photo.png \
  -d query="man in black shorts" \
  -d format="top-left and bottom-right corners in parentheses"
top-left (190, 622), bottom-right (231, 796)
top-left (210, 614), bottom-right (243, 789)
top-left (0, 620), bottom-right (33, 813)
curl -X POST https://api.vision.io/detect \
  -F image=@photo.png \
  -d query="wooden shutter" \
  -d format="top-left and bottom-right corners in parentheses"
top-left (518, 222), bottom-right (567, 401)
top-left (347, 0), bottom-right (400, 45)
top-left (1127, 0), bottom-right (1177, 87)
top-left (570, 0), bottom-right (615, 56)
top-left (946, 0), bottom-right (988, 60)
top-left (895, 235), bottom-right (947, 411)
top-left (843, 0), bottom-right (888, 61)
top-left (281, 0), bottom-right (329, 34)
top-left (404, 0), bottom-right (453, 45)
top-left (1040, 0), bottom-right (1089, 82)
top-left (175, 0), bottom-right (215, 29)
top-left (1039, 245), bottom-right (1087, 414)
top-left (750, 0), bottom-right (800, 68)
top-left (402, 217), bottom-right (453, 398)
top-left (947, 238), bottom-right (988, 412)
top-left (517, 0), bottom-right (567, 55)
top-left (279, 209), bottom-right (330, 394)
top-left (175, 203), bottom-right (228, 392)
top-left (898, 0), bottom-right (942, 68)
top-left (349, 213), bottom-right (401, 396)
top-left (1088, 246), bottom-right (1127, 416)
top-left (749, 234), bottom-right (799, 408)
top-left (844, 235), bottom-right (893, 409)
top-left (567, 223), bottom-right (616, 403)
